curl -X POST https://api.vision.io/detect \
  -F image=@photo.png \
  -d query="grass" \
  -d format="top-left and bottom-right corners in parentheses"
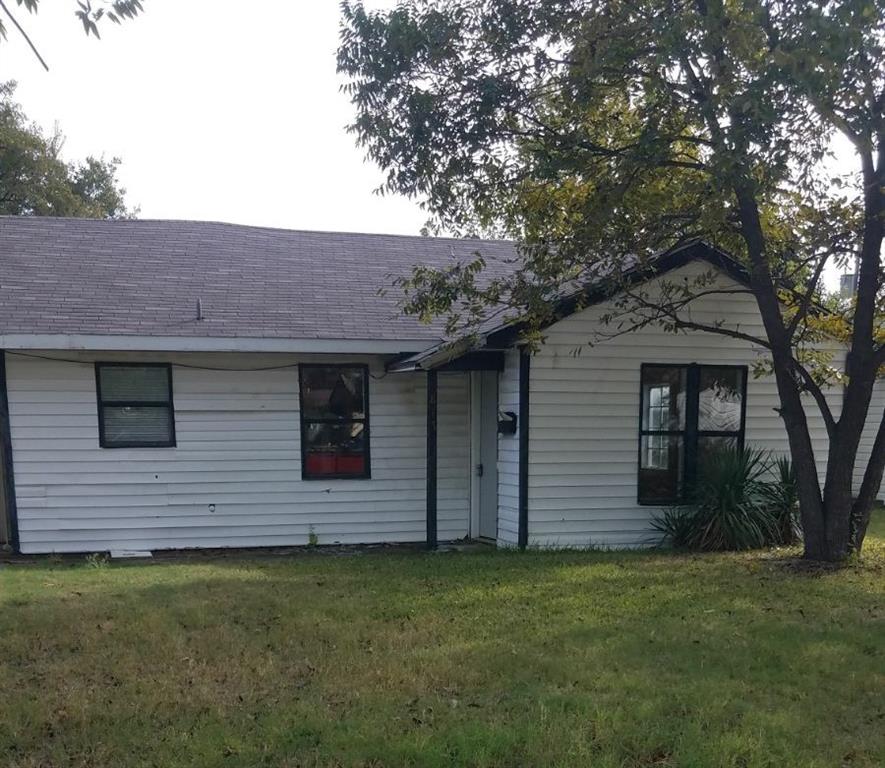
top-left (0, 513), bottom-right (883, 768)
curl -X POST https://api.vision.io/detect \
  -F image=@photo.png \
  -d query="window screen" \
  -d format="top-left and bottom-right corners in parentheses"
top-left (96, 364), bottom-right (175, 448)
top-left (299, 365), bottom-right (370, 479)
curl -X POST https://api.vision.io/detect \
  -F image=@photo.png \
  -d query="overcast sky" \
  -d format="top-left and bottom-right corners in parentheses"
top-left (1, 0), bottom-right (427, 234)
top-left (0, 1), bottom-right (858, 289)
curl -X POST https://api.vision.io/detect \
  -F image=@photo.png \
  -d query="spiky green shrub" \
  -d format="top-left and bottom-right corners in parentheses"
top-left (652, 446), bottom-right (791, 551)
top-left (762, 455), bottom-right (801, 546)
top-left (650, 505), bottom-right (698, 550)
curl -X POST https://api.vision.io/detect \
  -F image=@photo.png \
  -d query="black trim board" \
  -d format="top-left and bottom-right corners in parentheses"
top-left (517, 348), bottom-right (530, 550)
top-left (386, 349), bottom-right (506, 374)
top-left (426, 369), bottom-right (438, 549)
top-left (434, 351), bottom-right (505, 372)
top-left (0, 351), bottom-right (20, 553)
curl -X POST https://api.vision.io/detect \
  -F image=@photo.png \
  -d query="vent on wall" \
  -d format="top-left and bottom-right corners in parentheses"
top-left (109, 550), bottom-right (153, 559)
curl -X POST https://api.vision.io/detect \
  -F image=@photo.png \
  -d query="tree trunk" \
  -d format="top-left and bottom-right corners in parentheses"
top-left (731, 180), bottom-right (834, 558)
top-left (731, 161), bottom-right (884, 561)
top-left (851, 407), bottom-right (885, 552)
top-left (830, 139), bottom-right (885, 556)
top-left (821, 358), bottom-right (877, 559)
top-left (771, 356), bottom-right (829, 560)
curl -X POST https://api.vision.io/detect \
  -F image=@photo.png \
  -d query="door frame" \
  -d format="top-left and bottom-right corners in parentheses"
top-left (469, 370), bottom-right (498, 541)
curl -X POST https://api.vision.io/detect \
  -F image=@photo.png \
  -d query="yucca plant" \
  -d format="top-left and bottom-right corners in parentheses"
top-left (653, 446), bottom-right (782, 551)
top-left (650, 505), bottom-right (698, 550)
top-left (762, 455), bottom-right (802, 546)
top-left (690, 446), bottom-right (780, 550)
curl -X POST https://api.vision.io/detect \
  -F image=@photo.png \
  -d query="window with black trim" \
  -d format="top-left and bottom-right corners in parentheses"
top-left (96, 363), bottom-right (176, 448)
top-left (299, 365), bottom-right (370, 479)
top-left (639, 364), bottom-right (746, 504)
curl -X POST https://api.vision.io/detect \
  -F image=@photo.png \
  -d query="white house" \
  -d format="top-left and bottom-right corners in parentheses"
top-left (0, 216), bottom-right (880, 554)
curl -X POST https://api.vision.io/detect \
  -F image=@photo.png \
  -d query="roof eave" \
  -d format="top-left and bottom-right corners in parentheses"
top-left (0, 334), bottom-right (433, 356)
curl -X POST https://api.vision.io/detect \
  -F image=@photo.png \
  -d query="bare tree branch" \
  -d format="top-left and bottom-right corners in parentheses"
top-left (0, 0), bottom-right (49, 71)
top-left (786, 253), bottom-right (831, 339)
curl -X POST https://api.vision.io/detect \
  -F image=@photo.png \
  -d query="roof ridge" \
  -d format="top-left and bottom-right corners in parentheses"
top-left (0, 215), bottom-right (515, 247)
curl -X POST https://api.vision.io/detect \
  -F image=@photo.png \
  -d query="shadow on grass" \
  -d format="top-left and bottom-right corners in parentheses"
top-left (1, 547), bottom-right (883, 767)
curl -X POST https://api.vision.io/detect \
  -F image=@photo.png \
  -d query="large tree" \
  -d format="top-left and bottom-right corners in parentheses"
top-left (338, 0), bottom-right (885, 562)
top-left (0, 81), bottom-right (131, 217)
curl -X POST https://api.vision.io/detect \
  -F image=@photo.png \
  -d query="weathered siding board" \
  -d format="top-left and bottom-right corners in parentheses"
top-left (496, 349), bottom-right (521, 547)
top-left (527, 262), bottom-right (845, 548)
top-left (853, 379), bottom-right (884, 501)
top-left (7, 352), bottom-right (470, 553)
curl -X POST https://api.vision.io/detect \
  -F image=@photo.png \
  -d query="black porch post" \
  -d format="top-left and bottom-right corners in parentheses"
top-left (0, 351), bottom-right (20, 553)
top-left (426, 368), bottom-right (438, 550)
top-left (518, 348), bottom-right (530, 550)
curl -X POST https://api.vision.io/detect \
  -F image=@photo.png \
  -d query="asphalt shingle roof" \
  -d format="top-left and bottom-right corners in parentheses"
top-left (0, 217), bottom-right (518, 343)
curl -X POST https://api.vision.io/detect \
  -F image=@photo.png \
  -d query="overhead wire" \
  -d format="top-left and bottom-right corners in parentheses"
top-left (5, 350), bottom-right (391, 379)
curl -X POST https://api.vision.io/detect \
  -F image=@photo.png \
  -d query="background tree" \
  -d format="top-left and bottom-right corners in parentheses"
top-left (338, 0), bottom-right (885, 562)
top-left (0, 81), bottom-right (132, 217)
top-left (0, 0), bottom-right (144, 70)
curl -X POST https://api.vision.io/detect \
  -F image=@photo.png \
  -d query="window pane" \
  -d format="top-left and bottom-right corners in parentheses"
top-left (697, 435), bottom-right (740, 476)
top-left (642, 367), bottom-right (686, 431)
top-left (304, 422), bottom-right (367, 477)
top-left (100, 366), bottom-right (170, 402)
top-left (698, 367), bottom-right (744, 432)
top-left (639, 435), bottom-right (684, 503)
top-left (301, 367), bottom-right (366, 420)
top-left (102, 406), bottom-right (172, 445)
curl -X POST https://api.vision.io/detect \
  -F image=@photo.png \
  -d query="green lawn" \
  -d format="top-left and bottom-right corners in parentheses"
top-left (1, 514), bottom-right (883, 768)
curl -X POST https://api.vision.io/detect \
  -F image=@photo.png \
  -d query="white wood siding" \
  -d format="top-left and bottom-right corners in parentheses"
top-left (853, 379), bottom-right (884, 501)
top-left (7, 352), bottom-right (470, 553)
top-left (527, 262), bottom-right (847, 548)
top-left (496, 349), bottom-right (521, 547)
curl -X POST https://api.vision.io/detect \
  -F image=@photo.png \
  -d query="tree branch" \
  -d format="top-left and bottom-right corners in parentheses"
top-left (611, 283), bottom-right (840, 435)
top-left (0, 0), bottom-right (49, 71)
top-left (613, 285), bottom-right (772, 348)
top-left (786, 253), bottom-right (830, 338)
top-left (789, 360), bottom-right (838, 438)
top-left (850, 404), bottom-right (885, 548)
